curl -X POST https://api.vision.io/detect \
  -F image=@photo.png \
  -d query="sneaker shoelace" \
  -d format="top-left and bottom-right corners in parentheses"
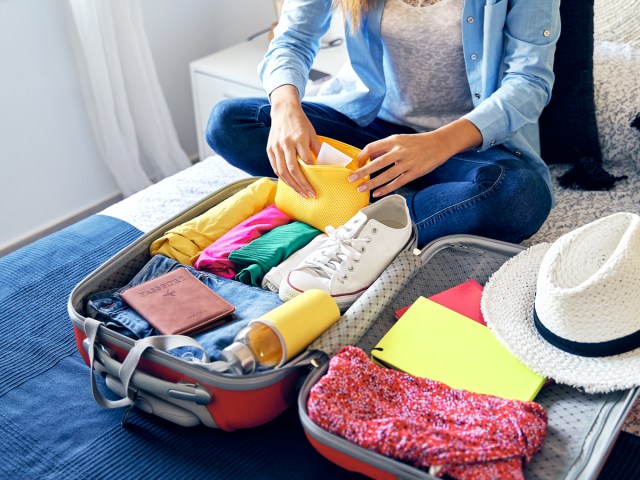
top-left (303, 224), bottom-right (372, 284)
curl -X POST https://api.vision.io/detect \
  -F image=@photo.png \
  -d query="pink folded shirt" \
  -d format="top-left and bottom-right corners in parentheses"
top-left (194, 204), bottom-right (293, 278)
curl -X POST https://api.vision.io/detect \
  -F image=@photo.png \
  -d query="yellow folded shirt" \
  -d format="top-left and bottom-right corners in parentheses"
top-left (150, 177), bottom-right (277, 265)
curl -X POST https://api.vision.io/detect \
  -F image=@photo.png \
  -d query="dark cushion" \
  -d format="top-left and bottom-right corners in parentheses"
top-left (539, 0), bottom-right (602, 165)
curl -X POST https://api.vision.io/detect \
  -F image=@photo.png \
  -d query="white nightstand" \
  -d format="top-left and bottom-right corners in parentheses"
top-left (189, 34), bottom-right (348, 160)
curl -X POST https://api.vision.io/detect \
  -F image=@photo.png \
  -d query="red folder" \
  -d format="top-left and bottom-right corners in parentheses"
top-left (395, 279), bottom-right (484, 324)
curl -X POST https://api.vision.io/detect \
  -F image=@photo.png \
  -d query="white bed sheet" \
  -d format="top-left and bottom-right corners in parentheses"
top-left (100, 155), bottom-right (250, 233)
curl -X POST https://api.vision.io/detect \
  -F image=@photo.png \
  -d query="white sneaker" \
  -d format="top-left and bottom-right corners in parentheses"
top-left (279, 194), bottom-right (414, 311)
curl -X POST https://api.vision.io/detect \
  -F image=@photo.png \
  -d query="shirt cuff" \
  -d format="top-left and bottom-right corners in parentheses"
top-left (464, 102), bottom-right (509, 152)
top-left (262, 68), bottom-right (308, 102)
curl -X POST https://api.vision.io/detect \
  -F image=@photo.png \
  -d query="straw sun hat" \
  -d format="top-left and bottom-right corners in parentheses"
top-left (481, 212), bottom-right (640, 394)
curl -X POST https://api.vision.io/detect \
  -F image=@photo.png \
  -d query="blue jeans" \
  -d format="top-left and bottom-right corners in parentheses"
top-left (86, 255), bottom-right (283, 360)
top-left (206, 97), bottom-right (552, 247)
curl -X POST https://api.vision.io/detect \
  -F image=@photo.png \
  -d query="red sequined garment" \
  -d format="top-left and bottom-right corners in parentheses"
top-left (308, 346), bottom-right (548, 480)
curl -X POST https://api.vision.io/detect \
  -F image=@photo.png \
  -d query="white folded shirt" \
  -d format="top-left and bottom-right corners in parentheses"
top-left (261, 233), bottom-right (328, 292)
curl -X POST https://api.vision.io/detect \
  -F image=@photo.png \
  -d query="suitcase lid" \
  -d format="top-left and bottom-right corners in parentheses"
top-left (299, 234), bottom-right (640, 479)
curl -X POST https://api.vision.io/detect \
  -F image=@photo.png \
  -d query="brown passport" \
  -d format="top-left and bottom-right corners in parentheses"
top-left (120, 267), bottom-right (235, 336)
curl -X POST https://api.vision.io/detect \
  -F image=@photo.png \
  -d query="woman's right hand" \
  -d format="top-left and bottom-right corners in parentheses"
top-left (267, 85), bottom-right (319, 198)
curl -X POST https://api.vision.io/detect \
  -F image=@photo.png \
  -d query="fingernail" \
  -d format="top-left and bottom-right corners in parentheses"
top-left (372, 190), bottom-right (381, 198)
top-left (357, 185), bottom-right (367, 193)
top-left (307, 191), bottom-right (316, 198)
top-left (348, 174), bottom-right (357, 182)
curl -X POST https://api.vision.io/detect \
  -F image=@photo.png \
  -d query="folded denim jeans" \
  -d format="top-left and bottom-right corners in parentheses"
top-left (86, 254), bottom-right (283, 360)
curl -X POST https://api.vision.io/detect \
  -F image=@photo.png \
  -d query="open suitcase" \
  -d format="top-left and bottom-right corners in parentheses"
top-left (68, 178), bottom-right (638, 478)
top-left (68, 178), bottom-right (321, 431)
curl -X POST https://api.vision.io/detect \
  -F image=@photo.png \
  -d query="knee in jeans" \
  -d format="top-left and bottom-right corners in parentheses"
top-left (205, 99), bottom-right (240, 153)
top-left (501, 170), bottom-right (552, 240)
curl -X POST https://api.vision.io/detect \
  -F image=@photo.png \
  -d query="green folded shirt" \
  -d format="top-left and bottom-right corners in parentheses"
top-left (229, 221), bottom-right (321, 287)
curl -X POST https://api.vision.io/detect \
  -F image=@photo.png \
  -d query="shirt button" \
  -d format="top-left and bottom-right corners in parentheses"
top-left (515, 151), bottom-right (522, 156)
top-left (490, 140), bottom-right (496, 146)
top-left (474, 92), bottom-right (481, 99)
top-left (467, 16), bottom-right (474, 23)
top-left (470, 53), bottom-right (478, 61)
top-left (543, 29), bottom-right (551, 37)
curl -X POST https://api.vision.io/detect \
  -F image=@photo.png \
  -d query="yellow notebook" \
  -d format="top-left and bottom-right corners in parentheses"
top-left (371, 297), bottom-right (545, 401)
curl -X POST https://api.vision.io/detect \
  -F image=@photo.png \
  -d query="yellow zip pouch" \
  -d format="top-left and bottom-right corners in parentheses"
top-left (275, 136), bottom-right (370, 232)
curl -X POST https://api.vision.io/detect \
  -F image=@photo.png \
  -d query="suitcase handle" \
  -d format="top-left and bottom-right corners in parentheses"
top-left (84, 318), bottom-right (213, 410)
top-left (84, 338), bottom-right (212, 406)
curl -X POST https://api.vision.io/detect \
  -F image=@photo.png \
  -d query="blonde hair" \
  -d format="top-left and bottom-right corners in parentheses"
top-left (334, 0), bottom-right (373, 33)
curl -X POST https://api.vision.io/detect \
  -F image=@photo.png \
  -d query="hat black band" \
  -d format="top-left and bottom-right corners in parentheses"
top-left (533, 307), bottom-right (640, 358)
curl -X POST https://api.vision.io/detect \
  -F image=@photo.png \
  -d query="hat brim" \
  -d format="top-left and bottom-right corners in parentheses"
top-left (481, 243), bottom-right (640, 394)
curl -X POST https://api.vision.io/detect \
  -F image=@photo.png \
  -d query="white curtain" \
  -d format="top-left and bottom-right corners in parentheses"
top-left (65, 0), bottom-right (191, 197)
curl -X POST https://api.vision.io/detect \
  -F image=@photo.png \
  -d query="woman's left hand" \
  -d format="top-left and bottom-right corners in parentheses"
top-left (348, 119), bottom-right (482, 197)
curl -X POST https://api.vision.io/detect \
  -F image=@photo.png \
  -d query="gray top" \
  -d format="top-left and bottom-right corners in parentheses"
top-left (378, 0), bottom-right (474, 131)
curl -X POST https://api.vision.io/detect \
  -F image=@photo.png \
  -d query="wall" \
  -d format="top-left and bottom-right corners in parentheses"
top-left (0, 0), bottom-right (118, 254)
top-left (0, 0), bottom-right (275, 255)
top-left (140, 0), bottom-right (275, 160)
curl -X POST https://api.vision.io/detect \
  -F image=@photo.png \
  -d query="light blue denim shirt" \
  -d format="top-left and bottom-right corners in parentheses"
top-left (259, 0), bottom-right (561, 200)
